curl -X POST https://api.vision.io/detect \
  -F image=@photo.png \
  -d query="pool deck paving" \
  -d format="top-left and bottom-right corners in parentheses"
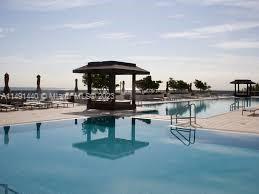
top-left (0, 103), bottom-right (259, 135)
top-left (0, 104), bottom-right (155, 126)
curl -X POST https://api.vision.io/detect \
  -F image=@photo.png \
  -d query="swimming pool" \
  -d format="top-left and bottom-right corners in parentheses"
top-left (142, 97), bottom-right (259, 118)
top-left (1, 116), bottom-right (259, 194)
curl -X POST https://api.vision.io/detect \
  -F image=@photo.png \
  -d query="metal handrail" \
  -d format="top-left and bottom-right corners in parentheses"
top-left (230, 98), bottom-right (246, 111)
top-left (170, 102), bottom-right (197, 125)
top-left (230, 100), bottom-right (239, 111)
top-left (170, 126), bottom-right (196, 146)
top-left (0, 184), bottom-right (19, 194)
top-left (171, 102), bottom-right (196, 125)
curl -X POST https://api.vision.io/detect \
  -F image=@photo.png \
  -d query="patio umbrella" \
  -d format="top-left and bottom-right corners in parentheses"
top-left (36, 75), bottom-right (41, 94)
top-left (74, 79), bottom-right (79, 94)
top-left (122, 81), bottom-right (125, 93)
top-left (3, 73), bottom-right (10, 94)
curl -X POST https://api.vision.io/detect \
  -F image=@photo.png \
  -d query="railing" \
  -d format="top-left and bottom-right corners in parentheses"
top-left (170, 102), bottom-right (196, 125)
top-left (230, 98), bottom-right (250, 111)
top-left (170, 126), bottom-right (196, 146)
top-left (0, 184), bottom-right (19, 194)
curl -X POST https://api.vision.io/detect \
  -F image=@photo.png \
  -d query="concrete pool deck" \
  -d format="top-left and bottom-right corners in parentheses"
top-left (0, 103), bottom-right (259, 135)
top-left (0, 104), bottom-right (156, 126)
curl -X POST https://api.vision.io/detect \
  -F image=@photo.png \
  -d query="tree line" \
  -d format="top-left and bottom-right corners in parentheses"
top-left (136, 76), bottom-right (211, 93)
top-left (82, 74), bottom-right (211, 93)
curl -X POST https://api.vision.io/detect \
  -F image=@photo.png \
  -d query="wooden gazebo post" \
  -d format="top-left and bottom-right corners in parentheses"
top-left (108, 117), bottom-right (116, 143)
top-left (246, 84), bottom-right (249, 96)
top-left (234, 84), bottom-right (237, 96)
top-left (132, 74), bottom-right (136, 109)
top-left (87, 73), bottom-right (92, 109)
top-left (131, 118), bottom-right (136, 144)
top-left (109, 73), bottom-right (116, 105)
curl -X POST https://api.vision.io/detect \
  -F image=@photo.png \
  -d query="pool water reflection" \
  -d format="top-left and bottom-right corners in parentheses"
top-left (1, 117), bottom-right (259, 194)
top-left (73, 117), bottom-right (149, 160)
top-left (143, 98), bottom-right (259, 118)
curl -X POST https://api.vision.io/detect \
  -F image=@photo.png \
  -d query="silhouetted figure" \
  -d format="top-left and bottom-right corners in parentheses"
top-left (189, 83), bottom-right (192, 92)
top-left (166, 81), bottom-right (169, 93)
top-left (36, 75), bottom-right (41, 94)
top-left (3, 126), bottom-right (10, 145)
top-left (36, 123), bottom-right (41, 140)
top-left (3, 73), bottom-right (10, 94)
top-left (74, 79), bottom-right (79, 94)
top-left (75, 119), bottom-right (78, 125)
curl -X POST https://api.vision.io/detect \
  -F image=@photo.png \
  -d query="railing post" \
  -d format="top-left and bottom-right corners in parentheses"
top-left (189, 102), bottom-right (191, 125)
top-left (170, 115), bottom-right (172, 125)
top-left (193, 104), bottom-right (196, 124)
top-left (5, 184), bottom-right (8, 194)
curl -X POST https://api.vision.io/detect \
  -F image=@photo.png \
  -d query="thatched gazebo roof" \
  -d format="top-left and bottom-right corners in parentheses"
top-left (73, 61), bottom-right (150, 75)
top-left (230, 79), bottom-right (255, 84)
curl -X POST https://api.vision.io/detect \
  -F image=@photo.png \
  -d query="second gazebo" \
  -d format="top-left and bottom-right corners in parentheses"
top-left (230, 79), bottom-right (255, 97)
top-left (73, 61), bottom-right (150, 110)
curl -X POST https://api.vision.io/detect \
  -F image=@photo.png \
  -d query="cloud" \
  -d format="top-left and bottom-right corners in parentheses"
top-left (44, 21), bottom-right (109, 30)
top-left (168, 14), bottom-right (185, 20)
top-left (161, 21), bottom-right (259, 39)
top-left (98, 32), bottom-right (135, 40)
top-left (126, 54), bottom-right (259, 90)
top-left (177, 0), bottom-right (259, 10)
top-left (0, 27), bottom-right (15, 38)
top-left (4, 0), bottom-right (109, 11)
top-left (214, 40), bottom-right (259, 49)
top-left (200, 0), bottom-right (259, 10)
top-left (127, 54), bottom-right (259, 73)
top-left (131, 41), bottom-right (155, 46)
top-left (155, 1), bottom-right (175, 7)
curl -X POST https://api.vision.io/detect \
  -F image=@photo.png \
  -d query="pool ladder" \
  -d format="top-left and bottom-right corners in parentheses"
top-left (0, 184), bottom-right (19, 194)
top-left (170, 126), bottom-right (196, 146)
top-left (229, 98), bottom-right (249, 111)
top-left (170, 102), bottom-right (197, 125)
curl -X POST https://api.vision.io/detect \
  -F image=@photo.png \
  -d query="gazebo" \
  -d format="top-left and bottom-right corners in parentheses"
top-left (230, 79), bottom-right (255, 97)
top-left (73, 61), bottom-right (150, 110)
top-left (72, 117), bottom-right (149, 160)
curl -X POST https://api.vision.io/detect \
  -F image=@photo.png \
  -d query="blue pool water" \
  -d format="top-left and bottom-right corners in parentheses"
top-left (1, 116), bottom-right (259, 194)
top-left (142, 97), bottom-right (259, 118)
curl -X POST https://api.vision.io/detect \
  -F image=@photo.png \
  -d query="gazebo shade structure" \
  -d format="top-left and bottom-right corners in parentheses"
top-left (72, 117), bottom-right (149, 160)
top-left (230, 79), bottom-right (256, 97)
top-left (73, 61), bottom-right (150, 75)
top-left (73, 61), bottom-right (150, 110)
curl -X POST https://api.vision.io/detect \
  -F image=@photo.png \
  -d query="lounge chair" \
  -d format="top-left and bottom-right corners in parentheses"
top-left (0, 104), bottom-right (16, 112)
top-left (242, 107), bottom-right (259, 116)
top-left (52, 101), bottom-right (74, 108)
top-left (23, 101), bottom-right (48, 110)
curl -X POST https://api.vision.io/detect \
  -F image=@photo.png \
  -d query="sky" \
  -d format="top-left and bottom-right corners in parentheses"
top-left (0, 0), bottom-right (259, 90)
